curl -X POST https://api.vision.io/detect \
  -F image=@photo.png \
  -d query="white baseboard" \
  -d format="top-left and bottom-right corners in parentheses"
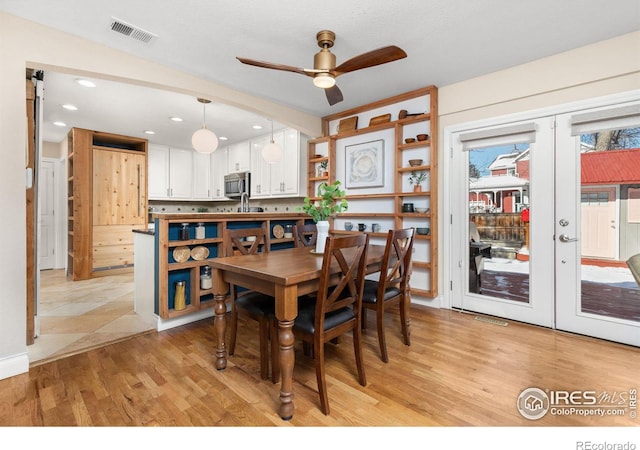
top-left (0, 352), bottom-right (29, 381)
top-left (155, 309), bottom-right (216, 332)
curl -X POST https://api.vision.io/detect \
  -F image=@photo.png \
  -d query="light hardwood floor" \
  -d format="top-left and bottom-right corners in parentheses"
top-left (28, 269), bottom-right (155, 365)
top-left (6, 296), bottom-right (639, 426)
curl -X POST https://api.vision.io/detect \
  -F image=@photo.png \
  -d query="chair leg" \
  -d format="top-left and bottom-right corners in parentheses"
top-left (361, 308), bottom-right (368, 330)
top-left (303, 341), bottom-right (314, 358)
top-left (353, 324), bottom-right (367, 387)
top-left (314, 340), bottom-right (330, 415)
top-left (399, 293), bottom-right (411, 346)
top-left (228, 306), bottom-right (238, 356)
top-left (269, 318), bottom-right (280, 384)
top-left (258, 317), bottom-right (270, 380)
top-left (376, 304), bottom-right (389, 363)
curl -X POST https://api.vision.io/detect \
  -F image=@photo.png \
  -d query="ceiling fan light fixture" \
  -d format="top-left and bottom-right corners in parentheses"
top-left (313, 73), bottom-right (335, 89)
top-left (192, 98), bottom-right (218, 153)
top-left (262, 120), bottom-right (282, 164)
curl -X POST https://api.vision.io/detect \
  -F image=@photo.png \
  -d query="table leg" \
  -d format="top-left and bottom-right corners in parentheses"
top-left (213, 293), bottom-right (228, 370)
top-left (278, 318), bottom-right (295, 420)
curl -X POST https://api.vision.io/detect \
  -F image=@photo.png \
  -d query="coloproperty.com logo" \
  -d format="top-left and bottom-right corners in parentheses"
top-left (517, 387), bottom-right (637, 420)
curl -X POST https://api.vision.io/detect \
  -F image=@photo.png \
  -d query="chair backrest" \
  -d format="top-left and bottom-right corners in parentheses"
top-left (315, 234), bottom-right (369, 329)
top-left (628, 253), bottom-right (640, 287)
top-left (224, 224), bottom-right (270, 257)
top-left (293, 223), bottom-right (318, 248)
top-left (377, 228), bottom-right (415, 295)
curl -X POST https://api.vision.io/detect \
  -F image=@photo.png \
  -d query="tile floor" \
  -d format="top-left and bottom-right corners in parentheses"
top-left (28, 269), bottom-right (156, 366)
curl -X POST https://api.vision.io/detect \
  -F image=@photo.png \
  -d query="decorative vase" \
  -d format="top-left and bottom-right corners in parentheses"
top-left (315, 220), bottom-right (330, 253)
top-left (413, 185), bottom-right (422, 192)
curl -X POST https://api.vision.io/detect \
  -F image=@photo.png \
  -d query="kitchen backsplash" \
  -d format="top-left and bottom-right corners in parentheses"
top-left (148, 197), bottom-right (305, 218)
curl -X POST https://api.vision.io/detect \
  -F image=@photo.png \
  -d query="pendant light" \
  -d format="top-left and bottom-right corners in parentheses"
top-left (261, 119), bottom-right (282, 164)
top-left (191, 98), bottom-right (219, 153)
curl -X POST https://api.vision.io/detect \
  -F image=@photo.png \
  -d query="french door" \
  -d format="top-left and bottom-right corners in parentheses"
top-left (450, 117), bottom-right (555, 328)
top-left (555, 107), bottom-right (640, 346)
top-left (449, 98), bottom-right (640, 346)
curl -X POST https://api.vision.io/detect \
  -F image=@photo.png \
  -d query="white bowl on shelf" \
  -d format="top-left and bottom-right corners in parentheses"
top-left (415, 208), bottom-right (428, 213)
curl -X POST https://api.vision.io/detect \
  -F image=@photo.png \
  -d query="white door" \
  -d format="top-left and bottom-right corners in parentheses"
top-left (555, 105), bottom-right (640, 347)
top-left (38, 159), bottom-right (56, 270)
top-left (450, 117), bottom-right (555, 327)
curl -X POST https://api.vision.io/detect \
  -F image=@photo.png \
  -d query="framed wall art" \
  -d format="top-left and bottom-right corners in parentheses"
top-left (345, 139), bottom-right (384, 188)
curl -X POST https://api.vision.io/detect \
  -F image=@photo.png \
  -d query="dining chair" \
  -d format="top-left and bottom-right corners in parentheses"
top-left (293, 234), bottom-right (369, 415)
top-left (223, 224), bottom-right (276, 381)
top-left (292, 223), bottom-right (318, 248)
top-left (361, 227), bottom-right (415, 363)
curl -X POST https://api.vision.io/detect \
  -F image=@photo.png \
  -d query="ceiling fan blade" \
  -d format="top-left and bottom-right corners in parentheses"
top-left (236, 57), bottom-right (312, 77)
top-left (325, 85), bottom-right (343, 106)
top-left (333, 46), bottom-right (407, 76)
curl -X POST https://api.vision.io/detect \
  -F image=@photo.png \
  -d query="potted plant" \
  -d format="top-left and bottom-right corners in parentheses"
top-left (409, 171), bottom-right (428, 192)
top-left (320, 160), bottom-right (329, 177)
top-left (299, 180), bottom-right (348, 253)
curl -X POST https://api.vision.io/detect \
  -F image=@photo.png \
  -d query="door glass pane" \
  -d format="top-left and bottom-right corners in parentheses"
top-left (468, 143), bottom-right (531, 303)
top-left (579, 127), bottom-right (640, 322)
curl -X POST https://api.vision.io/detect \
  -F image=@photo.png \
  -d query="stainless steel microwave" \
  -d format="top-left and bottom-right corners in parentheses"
top-left (224, 171), bottom-right (250, 198)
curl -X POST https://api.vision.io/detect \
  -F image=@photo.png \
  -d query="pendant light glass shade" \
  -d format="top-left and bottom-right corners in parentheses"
top-left (192, 98), bottom-right (218, 153)
top-left (192, 127), bottom-right (219, 154)
top-left (261, 120), bottom-right (282, 164)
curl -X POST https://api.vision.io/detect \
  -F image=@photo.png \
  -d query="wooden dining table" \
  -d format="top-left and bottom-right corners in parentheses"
top-left (209, 243), bottom-right (386, 420)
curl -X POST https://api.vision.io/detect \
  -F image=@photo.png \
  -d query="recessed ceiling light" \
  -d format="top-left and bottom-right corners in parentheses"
top-left (252, 125), bottom-right (263, 130)
top-left (219, 136), bottom-right (228, 141)
top-left (169, 116), bottom-right (183, 122)
top-left (144, 130), bottom-right (155, 135)
top-left (62, 104), bottom-right (78, 111)
top-left (75, 78), bottom-right (96, 88)
top-left (53, 121), bottom-right (67, 127)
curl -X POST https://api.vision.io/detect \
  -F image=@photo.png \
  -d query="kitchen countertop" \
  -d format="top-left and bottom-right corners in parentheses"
top-left (132, 228), bottom-right (154, 236)
top-left (151, 211), bottom-right (308, 221)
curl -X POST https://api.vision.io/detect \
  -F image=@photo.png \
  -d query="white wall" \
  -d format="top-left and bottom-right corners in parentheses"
top-left (1, 10), bottom-right (638, 380)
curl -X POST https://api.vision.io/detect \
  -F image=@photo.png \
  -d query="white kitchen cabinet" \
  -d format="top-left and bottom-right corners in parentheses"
top-left (210, 147), bottom-right (228, 199)
top-left (168, 147), bottom-right (193, 199)
top-left (192, 151), bottom-right (211, 199)
top-left (148, 144), bottom-right (170, 199)
top-left (249, 134), bottom-right (274, 198)
top-left (249, 128), bottom-right (307, 198)
top-left (227, 141), bottom-right (251, 173)
top-left (270, 128), bottom-right (302, 196)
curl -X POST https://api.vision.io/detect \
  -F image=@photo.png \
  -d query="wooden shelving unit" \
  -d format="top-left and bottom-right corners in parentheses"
top-left (153, 213), bottom-right (313, 319)
top-left (306, 86), bottom-right (439, 298)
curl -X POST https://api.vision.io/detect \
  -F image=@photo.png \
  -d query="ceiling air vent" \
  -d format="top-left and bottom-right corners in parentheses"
top-left (109, 17), bottom-right (157, 44)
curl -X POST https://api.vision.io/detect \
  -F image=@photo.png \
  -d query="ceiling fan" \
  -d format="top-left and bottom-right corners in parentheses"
top-left (236, 30), bottom-right (407, 106)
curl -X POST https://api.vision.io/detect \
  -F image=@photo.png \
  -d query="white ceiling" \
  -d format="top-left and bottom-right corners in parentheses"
top-left (2, 0), bottom-right (639, 149)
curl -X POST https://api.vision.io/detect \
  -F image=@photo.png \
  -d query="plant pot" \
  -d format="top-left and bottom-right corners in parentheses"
top-left (413, 185), bottom-right (423, 192)
top-left (315, 221), bottom-right (330, 253)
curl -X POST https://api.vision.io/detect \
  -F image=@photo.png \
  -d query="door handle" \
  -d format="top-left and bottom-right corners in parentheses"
top-left (558, 234), bottom-right (578, 243)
